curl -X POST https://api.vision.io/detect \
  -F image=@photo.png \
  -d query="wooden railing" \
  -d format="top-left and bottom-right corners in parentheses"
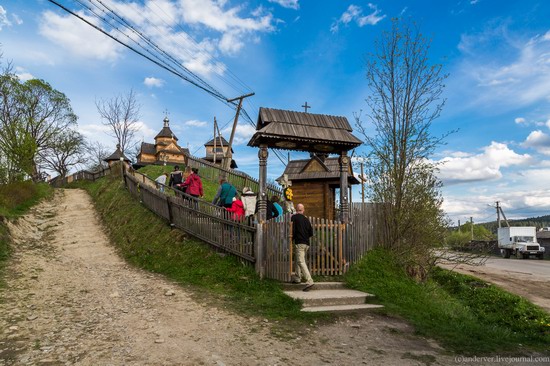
top-left (124, 169), bottom-right (257, 263)
top-left (49, 166), bottom-right (112, 187)
top-left (186, 154), bottom-right (282, 198)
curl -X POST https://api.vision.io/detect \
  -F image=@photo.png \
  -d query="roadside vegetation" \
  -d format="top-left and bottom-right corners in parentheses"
top-left (72, 174), bottom-right (324, 325)
top-left (0, 181), bottom-right (53, 288)
top-left (346, 248), bottom-right (550, 355)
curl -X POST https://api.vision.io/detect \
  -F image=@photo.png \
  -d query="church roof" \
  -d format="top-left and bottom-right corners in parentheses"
top-left (140, 142), bottom-right (156, 155)
top-left (204, 136), bottom-right (229, 146)
top-left (278, 156), bottom-right (359, 184)
top-left (155, 116), bottom-right (178, 141)
top-left (248, 107), bottom-right (362, 153)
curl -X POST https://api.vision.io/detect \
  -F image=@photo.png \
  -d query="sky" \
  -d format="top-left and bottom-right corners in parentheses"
top-left (2, 0), bottom-right (550, 225)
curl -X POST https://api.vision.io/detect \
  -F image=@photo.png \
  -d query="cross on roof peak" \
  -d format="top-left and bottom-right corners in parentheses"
top-left (302, 102), bottom-right (311, 113)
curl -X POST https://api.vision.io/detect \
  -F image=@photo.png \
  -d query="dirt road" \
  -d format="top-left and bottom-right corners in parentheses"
top-left (439, 256), bottom-right (550, 313)
top-left (0, 189), bottom-right (453, 365)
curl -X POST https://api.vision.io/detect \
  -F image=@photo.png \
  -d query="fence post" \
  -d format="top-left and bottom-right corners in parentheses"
top-left (255, 145), bottom-right (268, 278)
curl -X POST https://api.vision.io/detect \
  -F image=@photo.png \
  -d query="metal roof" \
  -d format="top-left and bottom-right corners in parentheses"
top-left (248, 107), bottom-right (362, 153)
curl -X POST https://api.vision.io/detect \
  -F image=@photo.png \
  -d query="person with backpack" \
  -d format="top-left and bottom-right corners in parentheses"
top-left (168, 165), bottom-right (184, 188)
top-left (212, 177), bottom-right (236, 208)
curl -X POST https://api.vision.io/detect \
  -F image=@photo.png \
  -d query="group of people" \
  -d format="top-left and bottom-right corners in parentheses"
top-left (155, 165), bottom-right (204, 199)
top-left (157, 165), bottom-right (315, 292)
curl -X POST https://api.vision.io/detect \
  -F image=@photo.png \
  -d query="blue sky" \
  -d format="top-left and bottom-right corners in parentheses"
top-left (2, 0), bottom-right (550, 225)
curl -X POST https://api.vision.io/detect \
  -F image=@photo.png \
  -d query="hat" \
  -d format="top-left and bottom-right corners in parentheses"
top-left (243, 187), bottom-right (252, 193)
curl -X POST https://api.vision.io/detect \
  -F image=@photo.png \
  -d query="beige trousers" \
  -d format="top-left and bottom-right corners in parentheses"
top-left (294, 244), bottom-right (313, 285)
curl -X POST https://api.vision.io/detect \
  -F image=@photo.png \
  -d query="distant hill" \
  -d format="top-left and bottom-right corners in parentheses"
top-left (479, 214), bottom-right (550, 233)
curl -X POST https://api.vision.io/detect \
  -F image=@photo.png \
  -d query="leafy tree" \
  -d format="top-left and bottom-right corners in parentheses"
top-left (96, 89), bottom-right (141, 155)
top-left (355, 18), bottom-right (450, 277)
top-left (0, 59), bottom-right (78, 182)
top-left (38, 130), bottom-right (85, 178)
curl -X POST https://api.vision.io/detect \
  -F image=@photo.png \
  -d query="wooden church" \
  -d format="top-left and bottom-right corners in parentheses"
top-left (136, 116), bottom-right (189, 166)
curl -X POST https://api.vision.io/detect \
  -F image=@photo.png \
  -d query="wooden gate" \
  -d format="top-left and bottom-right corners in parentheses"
top-left (263, 205), bottom-right (381, 282)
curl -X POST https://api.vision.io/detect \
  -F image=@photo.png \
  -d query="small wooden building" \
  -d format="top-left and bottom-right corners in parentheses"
top-left (278, 154), bottom-right (359, 220)
top-left (104, 144), bottom-right (131, 168)
top-left (201, 136), bottom-right (238, 169)
top-left (136, 116), bottom-right (189, 166)
top-left (248, 107), bottom-right (362, 222)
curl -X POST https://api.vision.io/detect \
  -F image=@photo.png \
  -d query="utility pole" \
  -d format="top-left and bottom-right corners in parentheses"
top-left (458, 219), bottom-right (461, 232)
top-left (496, 201), bottom-right (510, 228)
top-left (360, 162), bottom-right (365, 204)
top-left (496, 201), bottom-right (501, 228)
top-left (223, 92), bottom-right (255, 170)
top-left (213, 117), bottom-right (217, 165)
top-left (470, 216), bottom-right (474, 240)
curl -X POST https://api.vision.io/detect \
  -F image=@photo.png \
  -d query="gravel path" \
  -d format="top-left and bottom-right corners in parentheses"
top-left (0, 189), bottom-right (454, 365)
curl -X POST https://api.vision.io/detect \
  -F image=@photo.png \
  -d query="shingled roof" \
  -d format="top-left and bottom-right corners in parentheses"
top-left (104, 145), bottom-right (131, 162)
top-left (248, 107), bottom-right (362, 153)
top-left (278, 156), bottom-right (359, 184)
top-left (140, 142), bottom-right (156, 155)
top-left (204, 136), bottom-right (229, 146)
top-left (155, 116), bottom-right (178, 141)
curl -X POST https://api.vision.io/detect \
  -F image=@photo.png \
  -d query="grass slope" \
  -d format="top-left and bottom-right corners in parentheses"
top-left (345, 248), bottom-right (550, 354)
top-left (75, 175), bottom-right (323, 324)
top-left (0, 182), bottom-right (53, 289)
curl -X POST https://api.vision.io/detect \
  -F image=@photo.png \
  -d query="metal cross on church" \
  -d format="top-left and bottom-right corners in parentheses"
top-left (301, 102), bottom-right (311, 113)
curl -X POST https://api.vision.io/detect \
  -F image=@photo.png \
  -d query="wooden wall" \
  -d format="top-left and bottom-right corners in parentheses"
top-left (291, 180), bottom-right (335, 220)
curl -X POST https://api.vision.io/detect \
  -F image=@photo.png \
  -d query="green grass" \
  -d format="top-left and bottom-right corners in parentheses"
top-left (74, 175), bottom-right (325, 324)
top-left (345, 248), bottom-right (550, 354)
top-left (0, 181), bottom-right (53, 289)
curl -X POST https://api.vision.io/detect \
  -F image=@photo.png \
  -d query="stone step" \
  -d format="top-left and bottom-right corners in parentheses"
top-left (302, 304), bottom-right (384, 313)
top-left (280, 281), bottom-right (346, 291)
top-left (284, 288), bottom-right (376, 307)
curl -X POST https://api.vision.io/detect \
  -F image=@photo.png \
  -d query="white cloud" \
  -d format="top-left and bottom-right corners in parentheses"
top-left (522, 130), bottom-right (550, 155)
top-left (330, 4), bottom-right (385, 33)
top-left (185, 119), bottom-right (208, 127)
top-left (437, 142), bottom-right (531, 184)
top-left (15, 66), bottom-right (34, 82)
top-left (514, 117), bottom-right (526, 124)
top-left (455, 25), bottom-right (550, 109)
top-left (547, 119), bottom-right (550, 129)
top-left (268, 0), bottom-right (299, 10)
top-left (39, 10), bottom-right (122, 61)
top-left (0, 6), bottom-right (11, 30)
top-left (221, 123), bottom-right (256, 145)
top-left (41, 0), bottom-right (275, 77)
top-left (143, 77), bottom-right (165, 88)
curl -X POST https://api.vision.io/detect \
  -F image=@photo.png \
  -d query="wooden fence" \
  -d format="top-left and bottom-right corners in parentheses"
top-left (49, 166), bottom-right (112, 187)
top-left (52, 163), bottom-right (382, 281)
top-left (124, 169), bottom-right (257, 263)
top-left (264, 204), bottom-right (382, 282)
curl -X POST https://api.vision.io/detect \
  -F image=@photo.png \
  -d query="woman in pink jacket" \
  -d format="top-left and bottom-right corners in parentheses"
top-left (182, 168), bottom-right (203, 198)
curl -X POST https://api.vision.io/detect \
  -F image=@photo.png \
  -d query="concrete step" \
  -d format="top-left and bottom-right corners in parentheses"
top-left (284, 288), bottom-right (375, 307)
top-left (302, 304), bottom-right (384, 313)
top-left (280, 281), bottom-right (346, 291)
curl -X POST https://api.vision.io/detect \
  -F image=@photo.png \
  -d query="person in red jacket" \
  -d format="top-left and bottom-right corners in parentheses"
top-left (182, 168), bottom-right (203, 198)
top-left (225, 195), bottom-right (245, 221)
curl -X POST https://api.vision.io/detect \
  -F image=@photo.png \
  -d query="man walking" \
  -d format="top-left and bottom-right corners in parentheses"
top-left (291, 203), bottom-right (314, 291)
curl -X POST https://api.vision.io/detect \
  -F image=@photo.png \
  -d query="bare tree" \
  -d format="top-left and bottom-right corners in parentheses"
top-left (356, 18), bottom-right (451, 278)
top-left (96, 89), bottom-right (141, 155)
top-left (38, 130), bottom-right (86, 178)
top-left (84, 140), bottom-right (110, 172)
